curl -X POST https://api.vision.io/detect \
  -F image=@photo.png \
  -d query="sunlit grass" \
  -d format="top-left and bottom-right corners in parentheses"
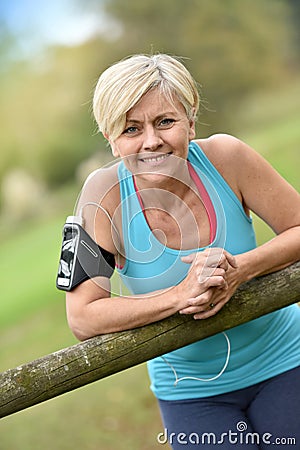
top-left (238, 79), bottom-right (300, 192)
top-left (0, 217), bottom-right (162, 450)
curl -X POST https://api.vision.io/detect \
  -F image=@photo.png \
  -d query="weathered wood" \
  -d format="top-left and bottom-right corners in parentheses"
top-left (1, 262), bottom-right (300, 418)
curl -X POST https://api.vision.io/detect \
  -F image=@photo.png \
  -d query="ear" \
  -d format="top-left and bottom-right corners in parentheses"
top-left (188, 108), bottom-right (196, 140)
top-left (103, 132), bottom-right (120, 157)
top-left (110, 141), bottom-right (120, 158)
top-left (188, 118), bottom-right (196, 140)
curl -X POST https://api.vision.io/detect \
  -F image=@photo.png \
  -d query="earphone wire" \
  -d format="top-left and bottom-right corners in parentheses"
top-left (79, 202), bottom-right (230, 383)
top-left (79, 201), bottom-right (124, 293)
top-left (78, 201), bottom-right (120, 238)
top-left (161, 331), bottom-right (231, 386)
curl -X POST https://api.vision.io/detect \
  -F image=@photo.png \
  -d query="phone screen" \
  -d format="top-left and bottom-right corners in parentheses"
top-left (57, 225), bottom-right (79, 288)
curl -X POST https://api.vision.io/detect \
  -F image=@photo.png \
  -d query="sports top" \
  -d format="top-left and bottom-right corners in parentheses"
top-left (116, 141), bottom-right (300, 400)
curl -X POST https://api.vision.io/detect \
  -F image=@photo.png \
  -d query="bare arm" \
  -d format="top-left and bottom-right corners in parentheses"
top-left (181, 135), bottom-right (300, 319)
top-left (66, 248), bottom-right (234, 340)
top-left (233, 138), bottom-right (300, 280)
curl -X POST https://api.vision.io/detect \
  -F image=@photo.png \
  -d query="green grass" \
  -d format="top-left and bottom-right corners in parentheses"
top-left (241, 114), bottom-right (300, 192)
top-left (238, 79), bottom-right (300, 193)
top-left (0, 217), bottom-right (64, 329)
top-left (0, 361), bottom-right (162, 450)
top-left (0, 216), bottom-right (163, 450)
top-left (238, 79), bottom-right (300, 244)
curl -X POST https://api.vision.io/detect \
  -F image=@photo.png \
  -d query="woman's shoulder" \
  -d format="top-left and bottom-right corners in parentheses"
top-left (78, 162), bottom-right (120, 210)
top-left (194, 133), bottom-right (243, 160)
top-left (75, 162), bottom-right (121, 249)
top-left (193, 134), bottom-right (246, 178)
top-left (81, 161), bottom-right (120, 194)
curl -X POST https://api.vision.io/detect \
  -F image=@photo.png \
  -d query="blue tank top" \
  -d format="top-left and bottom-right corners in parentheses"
top-left (117, 141), bottom-right (300, 400)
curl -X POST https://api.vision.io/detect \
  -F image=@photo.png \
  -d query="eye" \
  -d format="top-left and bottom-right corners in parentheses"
top-left (123, 126), bottom-right (139, 135)
top-left (158, 118), bottom-right (175, 128)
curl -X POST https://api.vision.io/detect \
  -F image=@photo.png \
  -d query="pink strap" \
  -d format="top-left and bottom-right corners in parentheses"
top-left (188, 162), bottom-right (217, 243)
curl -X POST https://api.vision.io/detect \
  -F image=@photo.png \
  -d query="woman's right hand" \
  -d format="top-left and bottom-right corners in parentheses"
top-left (176, 248), bottom-right (237, 313)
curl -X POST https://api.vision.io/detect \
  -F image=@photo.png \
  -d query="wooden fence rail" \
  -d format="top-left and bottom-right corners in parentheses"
top-left (1, 262), bottom-right (300, 418)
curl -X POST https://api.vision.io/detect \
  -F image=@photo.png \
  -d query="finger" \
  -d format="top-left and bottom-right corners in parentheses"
top-left (181, 253), bottom-right (197, 264)
top-left (206, 248), bottom-right (237, 270)
top-left (211, 267), bottom-right (226, 278)
top-left (199, 275), bottom-right (226, 289)
top-left (223, 250), bottom-right (238, 268)
top-left (179, 291), bottom-right (213, 314)
top-left (205, 250), bottom-right (228, 270)
top-left (185, 248), bottom-right (222, 268)
top-left (199, 266), bottom-right (226, 279)
top-left (193, 298), bottom-right (226, 319)
top-left (180, 305), bottom-right (208, 315)
top-left (202, 264), bottom-right (224, 278)
top-left (190, 290), bottom-right (214, 306)
top-left (217, 254), bottom-right (229, 271)
top-left (180, 300), bottom-right (213, 314)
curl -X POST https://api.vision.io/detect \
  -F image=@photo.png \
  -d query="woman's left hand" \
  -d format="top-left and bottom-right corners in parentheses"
top-left (179, 260), bottom-right (242, 319)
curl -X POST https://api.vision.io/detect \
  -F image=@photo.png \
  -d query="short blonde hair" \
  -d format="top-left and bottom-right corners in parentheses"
top-left (93, 54), bottom-right (200, 141)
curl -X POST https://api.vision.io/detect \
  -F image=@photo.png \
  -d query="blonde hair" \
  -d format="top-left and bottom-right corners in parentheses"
top-left (93, 54), bottom-right (200, 141)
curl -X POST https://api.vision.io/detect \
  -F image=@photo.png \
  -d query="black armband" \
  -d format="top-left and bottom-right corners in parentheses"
top-left (56, 216), bottom-right (115, 291)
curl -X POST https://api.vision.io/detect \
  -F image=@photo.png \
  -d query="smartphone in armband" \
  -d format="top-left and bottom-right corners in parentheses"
top-left (56, 216), bottom-right (115, 291)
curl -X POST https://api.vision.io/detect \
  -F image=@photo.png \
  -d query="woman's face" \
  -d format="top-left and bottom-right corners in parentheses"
top-left (109, 88), bottom-right (195, 185)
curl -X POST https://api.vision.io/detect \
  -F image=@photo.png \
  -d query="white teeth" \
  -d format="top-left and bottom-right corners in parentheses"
top-left (142, 154), bottom-right (169, 162)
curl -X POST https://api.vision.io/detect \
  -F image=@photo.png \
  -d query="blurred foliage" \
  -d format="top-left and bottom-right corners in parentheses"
top-left (102, 0), bottom-right (297, 131)
top-left (0, 0), bottom-right (299, 206)
top-left (0, 39), bottom-right (111, 186)
top-left (287, 0), bottom-right (300, 55)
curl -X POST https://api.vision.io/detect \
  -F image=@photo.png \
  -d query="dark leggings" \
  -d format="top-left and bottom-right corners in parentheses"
top-left (157, 366), bottom-right (300, 449)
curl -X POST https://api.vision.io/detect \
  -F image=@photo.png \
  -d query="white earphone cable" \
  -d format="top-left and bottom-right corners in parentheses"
top-left (161, 331), bottom-right (231, 386)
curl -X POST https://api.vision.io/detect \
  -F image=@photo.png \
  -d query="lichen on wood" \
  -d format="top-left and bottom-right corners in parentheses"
top-left (0, 262), bottom-right (299, 418)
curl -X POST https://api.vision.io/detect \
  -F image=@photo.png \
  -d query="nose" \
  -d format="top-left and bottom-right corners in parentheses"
top-left (142, 126), bottom-right (163, 151)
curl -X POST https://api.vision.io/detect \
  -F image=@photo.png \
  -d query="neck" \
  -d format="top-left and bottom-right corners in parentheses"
top-left (133, 163), bottom-right (196, 212)
top-left (134, 160), bottom-right (193, 197)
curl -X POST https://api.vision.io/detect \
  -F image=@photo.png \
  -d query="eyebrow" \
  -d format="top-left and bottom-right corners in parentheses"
top-left (125, 112), bottom-right (177, 123)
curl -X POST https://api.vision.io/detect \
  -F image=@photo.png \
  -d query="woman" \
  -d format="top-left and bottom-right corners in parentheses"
top-left (65, 54), bottom-right (300, 449)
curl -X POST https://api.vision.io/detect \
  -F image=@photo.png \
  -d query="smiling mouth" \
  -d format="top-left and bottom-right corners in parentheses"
top-left (140, 152), bottom-right (172, 164)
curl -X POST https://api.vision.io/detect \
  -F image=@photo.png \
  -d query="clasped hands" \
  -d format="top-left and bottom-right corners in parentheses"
top-left (178, 248), bottom-right (239, 319)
